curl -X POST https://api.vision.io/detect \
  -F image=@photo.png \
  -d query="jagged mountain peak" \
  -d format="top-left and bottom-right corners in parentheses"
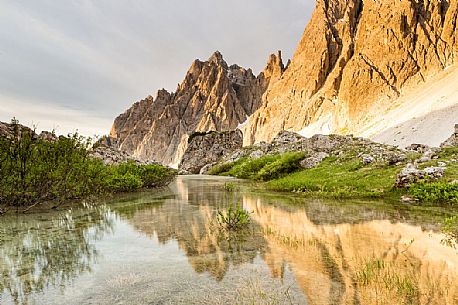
top-left (207, 50), bottom-right (228, 69)
top-left (110, 0), bottom-right (458, 165)
top-left (109, 50), bottom-right (278, 166)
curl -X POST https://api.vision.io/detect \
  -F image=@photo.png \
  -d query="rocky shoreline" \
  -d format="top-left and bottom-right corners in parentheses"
top-left (178, 124), bottom-right (458, 203)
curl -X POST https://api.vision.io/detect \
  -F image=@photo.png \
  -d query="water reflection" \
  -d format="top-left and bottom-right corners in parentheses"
top-left (115, 177), bottom-right (267, 281)
top-left (0, 204), bottom-right (114, 305)
top-left (242, 195), bottom-right (458, 305)
top-left (0, 176), bottom-right (457, 305)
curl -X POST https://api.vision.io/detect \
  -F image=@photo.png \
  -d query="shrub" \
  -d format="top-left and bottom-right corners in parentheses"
top-left (104, 172), bottom-right (143, 192)
top-left (410, 182), bottom-right (458, 204)
top-left (255, 152), bottom-right (305, 181)
top-left (208, 161), bottom-right (238, 175)
top-left (140, 164), bottom-right (177, 187)
top-left (0, 119), bottom-right (176, 207)
top-left (228, 155), bottom-right (280, 179)
top-left (217, 204), bottom-right (251, 231)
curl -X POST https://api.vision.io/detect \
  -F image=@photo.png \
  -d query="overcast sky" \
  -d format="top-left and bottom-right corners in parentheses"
top-left (0, 0), bottom-right (314, 136)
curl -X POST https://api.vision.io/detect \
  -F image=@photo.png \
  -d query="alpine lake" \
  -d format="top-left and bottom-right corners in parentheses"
top-left (1, 176), bottom-right (457, 305)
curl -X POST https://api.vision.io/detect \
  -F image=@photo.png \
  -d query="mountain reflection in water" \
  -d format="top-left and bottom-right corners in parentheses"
top-left (0, 176), bottom-right (457, 305)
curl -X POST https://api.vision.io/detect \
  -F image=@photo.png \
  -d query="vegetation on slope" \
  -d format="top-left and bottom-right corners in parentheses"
top-left (266, 156), bottom-right (402, 199)
top-left (210, 147), bottom-right (458, 204)
top-left (0, 120), bottom-right (177, 209)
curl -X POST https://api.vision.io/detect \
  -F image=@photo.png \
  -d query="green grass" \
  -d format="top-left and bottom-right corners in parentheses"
top-left (209, 152), bottom-right (305, 181)
top-left (222, 182), bottom-right (239, 192)
top-left (255, 152), bottom-right (305, 181)
top-left (442, 216), bottom-right (458, 248)
top-left (266, 157), bottom-right (402, 199)
top-left (355, 258), bottom-right (419, 301)
top-left (410, 182), bottom-right (458, 204)
top-left (227, 154), bottom-right (281, 179)
top-left (207, 157), bottom-right (247, 176)
top-left (210, 145), bottom-right (458, 203)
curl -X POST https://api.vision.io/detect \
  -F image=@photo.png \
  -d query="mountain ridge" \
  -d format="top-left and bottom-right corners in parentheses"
top-left (109, 51), bottom-right (284, 166)
top-left (109, 0), bottom-right (458, 166)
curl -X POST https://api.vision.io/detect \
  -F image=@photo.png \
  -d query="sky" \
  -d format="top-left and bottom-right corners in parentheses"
top-left (0, 0), bottom-right (314, 137)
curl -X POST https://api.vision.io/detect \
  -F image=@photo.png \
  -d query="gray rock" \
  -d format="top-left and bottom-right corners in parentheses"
top-left (361, 154), bottom-right (375, 165)
top-left (417, 156), bottom-right (431, 163)
top-left (396, 164), bottom-right (445, 188)
top-left (441, 124), bottom-right (458, 147)
top-left (300, 152), bottom-right (329, 169)
top-left (249, 150), bottom-right (265, 159)
top-left (179, 130), bottom-right (243, 174)
top-left (400, 196), bottom-right (418, 204)
top-left (438, 161), bottom-right (447, 167)
top-left (199, 163), bottom-right (217, 175)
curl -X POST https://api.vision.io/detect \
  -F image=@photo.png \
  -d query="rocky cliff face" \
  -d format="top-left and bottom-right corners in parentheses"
top-left (243, 0), bottom-right (458, 145)
top-left (111, 0), bottom-right (457, 164)
top-left (110, 51), bottom-right (284, 166)
top-left (179, 130), bottom-right (243, 174)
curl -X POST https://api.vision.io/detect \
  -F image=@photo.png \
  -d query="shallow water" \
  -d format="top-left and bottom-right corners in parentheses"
top-left (0, 176), bottom-right (457, 305)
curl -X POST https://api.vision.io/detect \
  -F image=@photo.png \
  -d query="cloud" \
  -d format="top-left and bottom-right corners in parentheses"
top-left (0, 0), bottom-right (314, 136)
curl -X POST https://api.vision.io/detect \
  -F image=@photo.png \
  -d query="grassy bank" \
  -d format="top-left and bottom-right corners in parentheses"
top-left (0, 121), bottom-right (176, 210)
top-left (209, 148), bottom-right (458, 204)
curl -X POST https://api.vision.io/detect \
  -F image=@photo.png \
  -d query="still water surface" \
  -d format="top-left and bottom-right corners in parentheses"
top-left (0, 176), bottom-right (457, 305)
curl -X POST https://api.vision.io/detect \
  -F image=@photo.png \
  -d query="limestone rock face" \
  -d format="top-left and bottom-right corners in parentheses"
top-left (243, 0), bottom-right (458, 145)
top-left (441, 124), bottom-right (458, 147)
top-left (110, 51), bottom-right (283, 166)
top-left (179, 130), bottom-right (243, 174)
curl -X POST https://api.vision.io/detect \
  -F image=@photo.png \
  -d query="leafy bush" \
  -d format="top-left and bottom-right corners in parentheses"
top-left (255, 152), bottom-right (305, 181)
top-left (216, 204), bottom-right (251, 231)
top-left (410, 182), bottom-right (458, 204)
top-left (0, 119), bottom-right (176, 208)
top-left (227, 155), bottom-right (280, 179)
top-left (104, 172), bottom-right (143, 192)
top-left (139, 164), bottom-right (177, 187)
top-left (208, 161), bottom-right (237, 175)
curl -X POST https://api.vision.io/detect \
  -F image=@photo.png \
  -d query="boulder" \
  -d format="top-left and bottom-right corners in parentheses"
top-left (300, 152), bottom-right (330, 169)
top-left (396, 164), bottom-right (445, 188)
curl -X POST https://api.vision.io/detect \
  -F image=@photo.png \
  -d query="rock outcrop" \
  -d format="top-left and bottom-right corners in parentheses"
top-left (110, 51), bottom-right (284, 166)
top-left (243, 0), bottom-right (458, 145)
top-left (188, 130), bottom-right (408, 174)
top-left (179, 130), bottom-right (243, 174)
top-left (442, 124), bottom-right (458, 147)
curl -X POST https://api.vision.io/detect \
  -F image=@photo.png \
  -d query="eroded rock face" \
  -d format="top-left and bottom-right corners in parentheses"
top-left (179, 130), bottom-right (243, 174)
top-left (110, 51), bottom-right (284, 166)
top-left (243, 0), bottom-right (458, 145)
